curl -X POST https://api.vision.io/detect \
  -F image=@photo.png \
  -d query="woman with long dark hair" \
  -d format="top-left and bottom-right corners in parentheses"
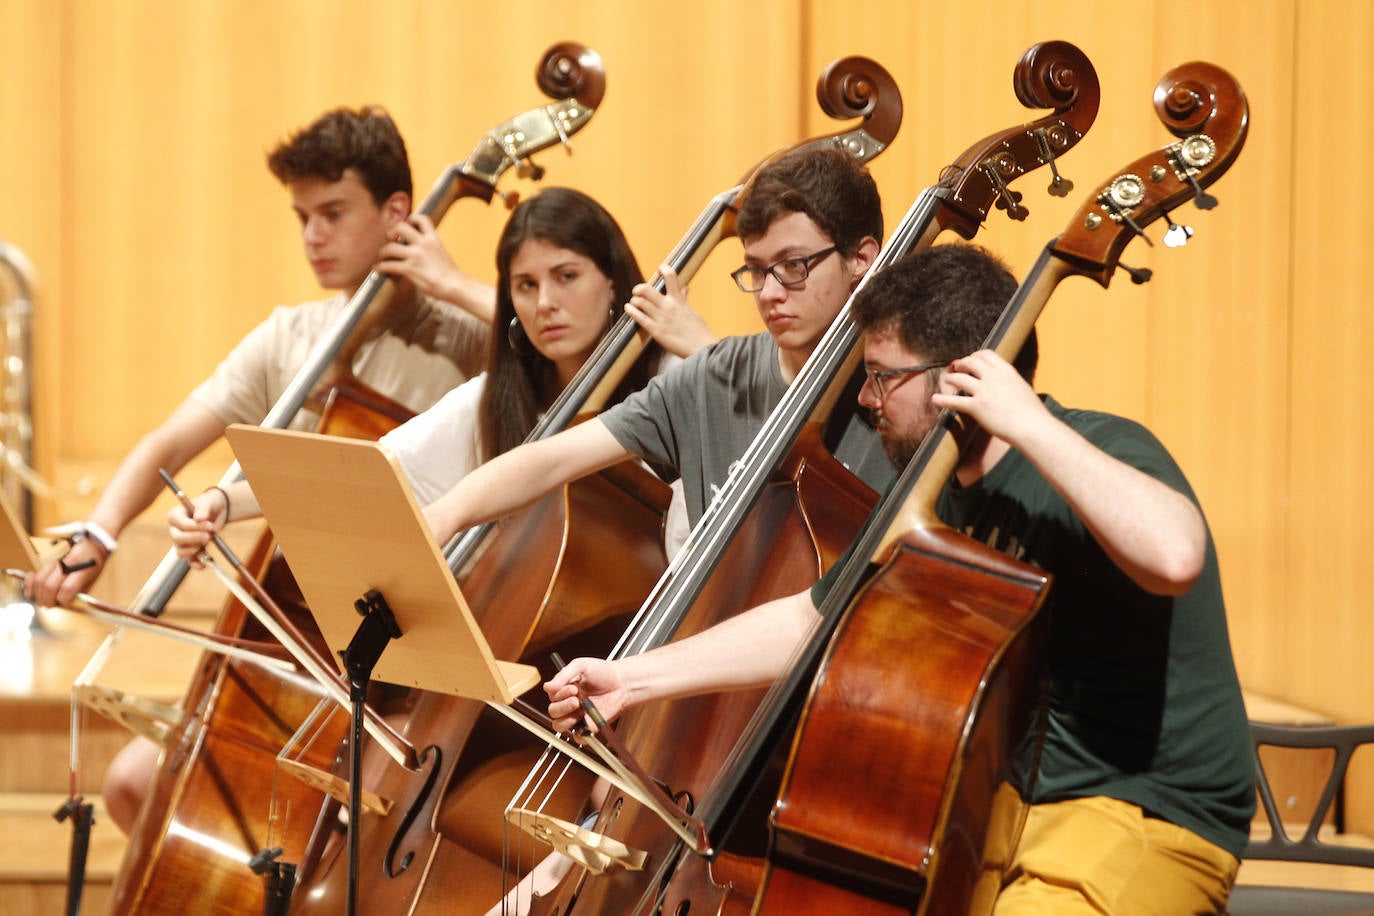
top-left (382, 186), bottom-right (690, 500)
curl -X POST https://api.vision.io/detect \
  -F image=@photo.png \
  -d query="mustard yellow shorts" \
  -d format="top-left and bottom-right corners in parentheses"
top-left (993, 795), bottom-right (1240, 915)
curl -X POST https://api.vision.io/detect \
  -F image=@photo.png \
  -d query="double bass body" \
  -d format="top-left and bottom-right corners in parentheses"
top-left (106, 385), bottom-right (418, 914)
top-left (102, 43), bottom-right (611, 913)
top-left (530, 427), bottom-right (880, 916)
top-left (288, 458), bottom-right (674, 913)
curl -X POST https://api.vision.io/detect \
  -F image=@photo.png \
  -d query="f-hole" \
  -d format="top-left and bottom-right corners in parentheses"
top-left (384, 744), bottom-right (442, 877)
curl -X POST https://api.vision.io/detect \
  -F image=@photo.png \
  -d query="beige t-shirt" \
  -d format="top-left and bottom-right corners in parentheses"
top-left (189, 293), bottom-right (488, 428)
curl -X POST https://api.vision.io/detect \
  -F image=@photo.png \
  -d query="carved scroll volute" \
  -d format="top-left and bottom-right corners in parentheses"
top-left (938, 40), bottom-right (1101, 237)
top-left (816, 54), bottom-right (904, 153)
top-left (537, 41), bottom-right (607, 110)
top-left (447, 41), bottom-right (606, 207)
top-left (1049, 61), bottom-right (1248, 287)
top-left (719, 55), bottom-right (903, 242)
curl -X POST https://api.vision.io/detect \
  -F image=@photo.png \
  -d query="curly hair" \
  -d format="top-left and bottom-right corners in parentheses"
top-left (266, 105), bottom-right (411, 204)
top-left (852, 243), bottom-right (1037, 382)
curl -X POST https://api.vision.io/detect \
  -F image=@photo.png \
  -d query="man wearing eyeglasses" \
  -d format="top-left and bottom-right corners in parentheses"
top-left (547, 243), bottom-right (1253, 914)
top-left (423, 146), bottom-right (884, 542)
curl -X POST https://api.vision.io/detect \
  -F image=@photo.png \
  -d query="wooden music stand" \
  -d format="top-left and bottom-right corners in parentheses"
top-left (226, 424), bottom-right (708, 866)
top-left (224, 423), bottom-right (539, 704)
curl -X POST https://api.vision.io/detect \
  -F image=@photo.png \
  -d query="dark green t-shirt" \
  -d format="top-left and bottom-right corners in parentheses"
top-left (813, 396), bottom-right (1254, 858)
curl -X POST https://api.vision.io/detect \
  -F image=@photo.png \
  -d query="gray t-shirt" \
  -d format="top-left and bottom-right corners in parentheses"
top-left (600, 332), bottom-right (891, 528)
top-left (600, 333), bottom-right (787, 527)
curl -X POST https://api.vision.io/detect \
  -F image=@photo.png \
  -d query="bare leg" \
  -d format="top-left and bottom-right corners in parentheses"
top-left (483, 850), bottom-right (574, 916)
top-left (101, 736), bottom-right (161, 834)
top-left (482, 777), bottom-right (611, 916)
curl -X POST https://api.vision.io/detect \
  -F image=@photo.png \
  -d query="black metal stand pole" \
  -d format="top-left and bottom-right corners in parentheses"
top-left (340, 589), bottom-right (402, 916)
top-left (54, 796), bottom-right (93, 916)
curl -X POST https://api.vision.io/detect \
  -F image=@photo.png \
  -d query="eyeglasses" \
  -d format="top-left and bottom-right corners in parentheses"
top-left (864, 360), bottom-right (949, 400)
top-left (730, 246), bottom-right (838, 293)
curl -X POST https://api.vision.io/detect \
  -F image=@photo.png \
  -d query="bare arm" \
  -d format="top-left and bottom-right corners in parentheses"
top-left (544, 589), bottom-right (819, 731)
top-left (937, 350), bottom-right (1206, 596)
top-left (376, 214), bottom-right (496, 324)
top-left (26, 399), bottom-right (226, 606)
top-left (422, 418), bottom-right (631, 545)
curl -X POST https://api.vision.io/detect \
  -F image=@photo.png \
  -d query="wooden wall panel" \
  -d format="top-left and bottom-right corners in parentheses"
top-left (1138, 3), bottom-right (1296, 712)
top-left (0, 1), bottom-right (64, 498)
top-left (1288, 0), bottom-right (1374, 833)
top-left (4, 0), bottom-right (1373, 842)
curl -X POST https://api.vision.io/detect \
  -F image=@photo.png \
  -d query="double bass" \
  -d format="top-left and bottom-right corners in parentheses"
top-left (740, 60), bottom-right (1249, 914)
top-left (517, 40), bottom-right (1100, 916)
top-left (269, 56), bottom-right (903, 915)
top-left (96, 42), bottom-right (608, 915)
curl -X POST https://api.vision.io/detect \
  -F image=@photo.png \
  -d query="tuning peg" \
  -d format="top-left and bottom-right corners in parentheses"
top-left (518, 158), bottom-right (546, 182)
top-left (982, 158), bottom-right (1028, 220)
top-left (1166, 135), bottom-right (1221, 210)
top-left (1035, 128), bottom-right (1074, 197)
top-left (1100, 177), bottom-right (1155, 247)
top-left (1183, 171), bottom-right (1219, 210)
top-left (994, 188), bottom-right (1027, 220)
top-left (494, 189), bottom-right (521, 210)
top-left (549, 106), bottom-right (574, 150)
top-left (1162, 210), bottom-right (1194, 248)
top-left (1118, 262), bottom-right (1153, 285)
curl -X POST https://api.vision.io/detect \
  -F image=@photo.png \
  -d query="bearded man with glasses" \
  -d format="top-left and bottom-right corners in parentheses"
top-left (549, 243), bottom-right (1253, 915)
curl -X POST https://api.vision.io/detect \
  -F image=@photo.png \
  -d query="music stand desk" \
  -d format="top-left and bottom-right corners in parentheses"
top-left (225, 424), bottom-right (539, 704)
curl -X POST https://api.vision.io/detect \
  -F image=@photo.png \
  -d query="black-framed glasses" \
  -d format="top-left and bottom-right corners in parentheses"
top-left (864, 360), bottom-right (949, 400)
top-left (730, 246), bottom-right (838, 293)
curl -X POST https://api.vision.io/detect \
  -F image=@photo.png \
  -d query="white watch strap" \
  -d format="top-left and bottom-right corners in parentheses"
top-left (45, 520), bottom-right (118, 554)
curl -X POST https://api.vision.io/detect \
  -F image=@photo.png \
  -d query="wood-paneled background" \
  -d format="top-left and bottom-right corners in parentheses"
top-left (3, 1), bottom-right (1371, 834)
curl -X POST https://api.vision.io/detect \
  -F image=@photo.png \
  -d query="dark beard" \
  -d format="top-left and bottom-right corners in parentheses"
top-left (880, 430), bottom-right (920, 469)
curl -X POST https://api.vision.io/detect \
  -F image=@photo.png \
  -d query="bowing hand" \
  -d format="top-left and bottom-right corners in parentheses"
top-left (544, 657), bottom-right (630, 735)
top-left (26, 539), bottom-right (106, 608)
top-left (166, 489), bottom-right (226, 568)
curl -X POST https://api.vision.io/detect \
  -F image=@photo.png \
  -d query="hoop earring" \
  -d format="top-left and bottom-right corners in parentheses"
top-left (508, 317), bottom-right (530, 353)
